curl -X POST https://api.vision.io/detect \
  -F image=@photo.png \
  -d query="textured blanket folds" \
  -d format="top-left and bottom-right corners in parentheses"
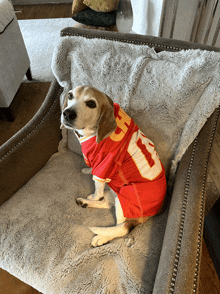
top-left (0, 151), bottom-right (168, 293)
top-left (52, 36), bottom-right (220, 182)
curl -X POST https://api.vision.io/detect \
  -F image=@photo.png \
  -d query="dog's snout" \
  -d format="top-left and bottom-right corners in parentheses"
top-left (63, 109), bottom-right (77, 122)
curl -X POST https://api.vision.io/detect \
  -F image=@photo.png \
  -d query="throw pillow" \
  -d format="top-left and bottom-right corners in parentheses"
top-left (83, 0), bottom-right (120, 12)
top-left (72, 8), bottom-right (116, 27)
top-left (72, 0), bottom-right (87, 14)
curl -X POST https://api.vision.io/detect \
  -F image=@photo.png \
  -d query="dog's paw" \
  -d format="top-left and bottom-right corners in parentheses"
top-left (90, 235), bottom-right (111, 247)
top-left (87, 194), bottom-right (104, 201)
top-left (81, 168), bottom-right (92, 175)
top-left (76, 198), bottom-right (88, 208)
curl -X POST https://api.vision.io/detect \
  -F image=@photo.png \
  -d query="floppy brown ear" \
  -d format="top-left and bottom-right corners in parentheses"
top-left (60, 94), bottom-right (68, 129)
top-left (97, 95), bottom-right (117, 143)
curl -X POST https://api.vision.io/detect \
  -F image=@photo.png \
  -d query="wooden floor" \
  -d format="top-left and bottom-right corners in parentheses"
top-left (0, 83), bottom-right (51, 146)
top-left (14, 3), bottom-right (72, 19)
top-left (0, 2), bottom-right (220, 294)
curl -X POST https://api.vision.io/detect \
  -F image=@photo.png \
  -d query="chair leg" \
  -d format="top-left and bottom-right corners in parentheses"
top-left (26, 67), bottom-right (32, 81)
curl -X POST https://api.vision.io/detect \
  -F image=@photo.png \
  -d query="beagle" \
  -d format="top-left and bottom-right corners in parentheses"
top-left (61, 85), bottom-right (167, 247)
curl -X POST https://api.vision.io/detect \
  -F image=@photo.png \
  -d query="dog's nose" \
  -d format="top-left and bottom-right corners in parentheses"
top-left (63, 109), bottom-right (77, 122)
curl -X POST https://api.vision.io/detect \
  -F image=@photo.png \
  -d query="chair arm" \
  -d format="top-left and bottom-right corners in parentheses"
top-left (0, 79), bottom-right (62, 206)
top-left (153, 107), bottom-right (220, 294)
top-left (60, 27), bottom-right (220, 53)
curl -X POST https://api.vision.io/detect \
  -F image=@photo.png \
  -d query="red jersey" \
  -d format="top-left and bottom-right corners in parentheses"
top-left (76, 103), bottom-right (166, 218)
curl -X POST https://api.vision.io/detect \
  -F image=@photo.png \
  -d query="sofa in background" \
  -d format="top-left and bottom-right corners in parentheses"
top-left (0, 0), bottom-right (32, 121)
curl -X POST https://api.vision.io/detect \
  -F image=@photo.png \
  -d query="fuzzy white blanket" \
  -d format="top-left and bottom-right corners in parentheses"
top-left (52, 36), bottom-right (220, 182)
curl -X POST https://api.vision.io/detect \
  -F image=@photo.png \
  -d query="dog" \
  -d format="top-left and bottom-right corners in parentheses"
top-left (61, 85), bottom-right (167, 247)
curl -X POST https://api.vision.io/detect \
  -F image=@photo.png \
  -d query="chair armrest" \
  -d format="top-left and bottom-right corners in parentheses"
top-left (60, 27), bottom-right (220, 53)
top-left (153, 107), bottom-right (220, 294)
top-left (0, 79), bottom-right (62, 206)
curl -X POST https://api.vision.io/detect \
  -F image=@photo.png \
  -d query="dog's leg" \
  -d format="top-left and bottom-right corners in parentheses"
top-left (87, 180), bottom-right (105, 201)
top-left (90, 222), bottom-right (130, 247)
top-left (89, 196), bottom-right (130, 247)
top-left (76, 181), bottom-right (114, 208)
top-left (76, 197), bottom-right (112, 209)
top-left (115, 196), bottom-right (126, 225)
top-left (81, 168), bottom-right (92, 174)
top-left (81, 169), bottom-right (104, 200)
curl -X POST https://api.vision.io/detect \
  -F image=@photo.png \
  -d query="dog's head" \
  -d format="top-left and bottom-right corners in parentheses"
top-left (61, 85), bottom-right (117, 143)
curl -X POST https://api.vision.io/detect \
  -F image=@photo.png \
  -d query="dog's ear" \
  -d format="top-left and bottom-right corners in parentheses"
top-left (96, 95), bottom-right (117, 143)
top-left (60, 94), bottom-right (69, 129)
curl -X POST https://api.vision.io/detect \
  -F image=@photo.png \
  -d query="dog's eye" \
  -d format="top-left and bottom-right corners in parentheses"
top-left (68, 92), bottom-right (74, 100)
top-left (85, 100), bottom-right (96, 108)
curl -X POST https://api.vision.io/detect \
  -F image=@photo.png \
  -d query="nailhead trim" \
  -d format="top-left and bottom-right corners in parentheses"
top-left (192, 105), bottom-right (220, 293)
top-left (168, 106), bottom-right (220, 294)
top-left (0, 86), bottom-right (62, 162)
top-left (61, 31), bottom-right (182, 51)
top-left (168, 137), bottom-right (197, 294)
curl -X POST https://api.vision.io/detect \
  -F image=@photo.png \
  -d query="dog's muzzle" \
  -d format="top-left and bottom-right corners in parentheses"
top-left (63, 109), bottom-right (77, 123)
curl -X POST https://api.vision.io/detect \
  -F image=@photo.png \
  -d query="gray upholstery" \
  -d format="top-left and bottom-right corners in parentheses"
top-left (0, 1), bottom-right (30, 108)
top-left (0, 28), bottom-right (220, 293)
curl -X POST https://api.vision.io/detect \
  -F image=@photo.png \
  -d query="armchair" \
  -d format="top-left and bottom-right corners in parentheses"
top-left (0, 28), bottom-right (220, 294)
top-left (0, 0), bottom-right (32, 121)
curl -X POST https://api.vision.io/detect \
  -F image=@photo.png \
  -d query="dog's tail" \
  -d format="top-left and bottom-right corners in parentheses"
top-left (89, 221), bottom-right (133, 238)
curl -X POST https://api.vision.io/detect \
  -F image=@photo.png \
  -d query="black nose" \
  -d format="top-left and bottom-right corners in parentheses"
top-left (63, 109), bottom-right (77, 122)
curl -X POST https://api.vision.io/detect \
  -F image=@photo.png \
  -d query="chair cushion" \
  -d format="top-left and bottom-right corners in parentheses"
top-left (0, 150), bottom-right (168, 293)
top-left (0, 0), bottom-right (14, 33)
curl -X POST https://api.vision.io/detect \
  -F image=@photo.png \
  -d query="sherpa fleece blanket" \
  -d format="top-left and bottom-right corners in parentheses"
top-left (52, 36), bottom-right (220, 183)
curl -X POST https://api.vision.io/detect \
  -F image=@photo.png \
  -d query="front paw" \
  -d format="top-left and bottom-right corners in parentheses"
top-left (87, 194), bottom-right (104, 201)
top-left (76, 198), bottom-right (88, 208)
